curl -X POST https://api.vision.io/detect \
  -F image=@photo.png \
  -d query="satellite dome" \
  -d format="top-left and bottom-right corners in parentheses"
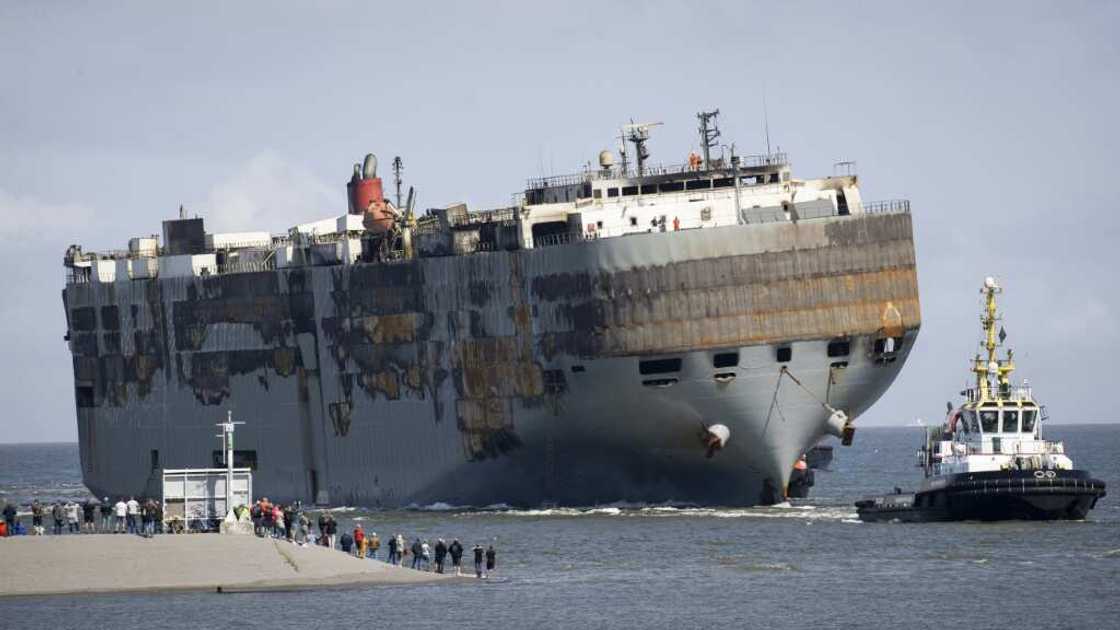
top-left (598, 150), bottom-right (614, 168)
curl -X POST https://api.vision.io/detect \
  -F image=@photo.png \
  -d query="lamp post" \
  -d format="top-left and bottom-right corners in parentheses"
top-left (215, 411), bottom-right (244, 517)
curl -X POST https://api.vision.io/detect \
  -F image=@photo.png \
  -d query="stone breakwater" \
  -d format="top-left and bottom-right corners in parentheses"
top-left (0, 534), bottom-right (463, 597)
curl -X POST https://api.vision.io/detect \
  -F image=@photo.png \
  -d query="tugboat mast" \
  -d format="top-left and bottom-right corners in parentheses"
top-left (973, 277), bottom-right (1014, 401)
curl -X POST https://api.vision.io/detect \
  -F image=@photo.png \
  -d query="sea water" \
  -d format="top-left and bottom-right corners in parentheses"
top-left (1, 425), bottom-right (1117, 629)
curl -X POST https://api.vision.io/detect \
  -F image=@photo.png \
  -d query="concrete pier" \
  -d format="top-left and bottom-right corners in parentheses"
top-left (0, 534), bottom-right (461, 597)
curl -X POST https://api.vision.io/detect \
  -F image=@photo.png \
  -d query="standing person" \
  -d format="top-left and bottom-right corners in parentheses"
top-left (472, 544), bottom-right (484, 578)
top-left (339, 530), bottom-right (354, 554)
top-left (449, 539), bottom-right (464, 576)
top-left (31, 500), bottom-right (44, 534)
top-left (250, 501), bottom-right (263, 536)
top-left (65, 501), bottom-right (80, 534)
top-left (283, 504), bottom-right (294, 541)
top-left (485, 545), bottom-right (496, 578)
top-left (368, 531), bottom-right (380, 560)
top-left (295, 512), bottom-right (309, 546)
top-left (2, 501), bottom-right (16, 535)
top-left (387, 533), bottom-right (399, 564)
top-left (113, 498), bottom-right (127, 533)
top-left (125, 497), bottom-right (139, 534)
top-left (260, 498), bottom-right (274, 537)
top-left (81, 500), bottom-right (95, 533)
top-left (272, 505), bottom-right (284, 539)
top-left (51, 502), bottom-right (65, 535)
top-left (410, 538), bottom-right (423, 570)
top-left (353, 525), bottom-right (366, 558)
top-left (99, 498), bottom-right (112, 532)
top-left (325, 514), bottom-right (338, 549)
top-left (421, 540), bottom-right (432, 571)
top-left (434, 538), bottom-right (448, 574)
top-left (395, 534), bottom-right (405, 566)
top-left (139, 500), bottom-right (151, 536)
top-left (317, 512), bottom-right (327, 544)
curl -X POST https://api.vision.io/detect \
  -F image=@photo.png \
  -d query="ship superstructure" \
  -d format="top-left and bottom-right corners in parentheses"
top-left (62, 110), bottom-right (921, 507)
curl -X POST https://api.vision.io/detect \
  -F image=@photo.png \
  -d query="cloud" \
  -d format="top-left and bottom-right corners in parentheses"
top-left (197, 151), bottom-right (341, 233)
top-left (0, 187), bottom-right (93, 241)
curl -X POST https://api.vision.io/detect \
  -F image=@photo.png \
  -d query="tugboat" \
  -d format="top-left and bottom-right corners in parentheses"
top-left (856, 277), bottom-right (1106, 522)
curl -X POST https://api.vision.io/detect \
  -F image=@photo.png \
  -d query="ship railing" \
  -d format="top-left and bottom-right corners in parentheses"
top-left (448, 206), bottom-right (519, 227)
top-left (525, 153), bottom-right (789, 190)
top-left (217, 259), bottom-right (276, 275)
top-left (533, 231), bottom-right (585, 248)
top-left (856, 199), bottom-right (910, 215)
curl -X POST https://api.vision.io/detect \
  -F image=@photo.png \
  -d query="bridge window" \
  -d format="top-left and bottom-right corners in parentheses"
top-left (1021, 409), bottom-right (1038, 433)
top-left (639, 358), bottom-right (682, 375)
top-left (979, 410), bottom-right (999, 433)
top-left (1001, 410), bottom-right (1020, 433)
top-left (640, 184), bottom-right (657, 194)
top-left (713, 177), bottom-right (734, 188)
top-left (963, 410), bottom-right (978, 433)
top-left (593, 189), bottom-right (602, 199)
top-left (685, 179), bottom-right (711, 190)
top-left (659, 181), bottom-right (684, 193)
top-left (607, 188), bottom-right (619, 198)
top-left (622, 185), bottom-right (639, 196)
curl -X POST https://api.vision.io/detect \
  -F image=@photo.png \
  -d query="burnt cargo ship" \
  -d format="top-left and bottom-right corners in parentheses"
top-left (62, 111), bottom-right (920, 507)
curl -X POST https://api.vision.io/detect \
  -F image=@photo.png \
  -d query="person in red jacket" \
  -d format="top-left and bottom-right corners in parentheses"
top-left (353, 524), bottom-right (365, 558)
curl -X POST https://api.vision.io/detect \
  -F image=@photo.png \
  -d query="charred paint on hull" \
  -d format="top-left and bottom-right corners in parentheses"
top-left (64, 212), bottom-right (920, 506)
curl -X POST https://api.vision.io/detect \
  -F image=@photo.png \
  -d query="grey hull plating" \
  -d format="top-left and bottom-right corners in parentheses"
top-left (63, 212), bottom-right (920, 506)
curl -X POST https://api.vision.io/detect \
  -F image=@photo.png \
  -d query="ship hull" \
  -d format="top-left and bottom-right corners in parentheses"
top-left (63, 213), bottom-right (920, 507)
top-left (856, 470), bottom-right (1107, 522)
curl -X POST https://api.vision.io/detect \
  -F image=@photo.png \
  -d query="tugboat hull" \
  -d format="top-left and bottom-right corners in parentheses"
top-left (856, 470), bottom-right (1107, 522)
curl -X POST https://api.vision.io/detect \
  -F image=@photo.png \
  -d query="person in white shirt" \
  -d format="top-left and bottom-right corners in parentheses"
top-left (126, 497), bottom-right (140, 534)
top-left (64, 501), bottom-right (80, 534)
top-left (114, 499), bottom-right (127, 533)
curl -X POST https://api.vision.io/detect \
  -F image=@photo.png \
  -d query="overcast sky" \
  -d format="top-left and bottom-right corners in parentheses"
top-left (1, 1), bottom-right (1117, 442)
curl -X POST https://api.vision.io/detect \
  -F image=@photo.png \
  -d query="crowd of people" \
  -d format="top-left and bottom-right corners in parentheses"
top-left (239, 498), bottom-right (499, 578)
top-left (2, 496), bottom-right (499, 579)
top-left (0, 497), bottom-right (163, 537)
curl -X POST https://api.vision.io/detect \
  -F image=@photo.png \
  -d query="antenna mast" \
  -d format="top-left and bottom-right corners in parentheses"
top-left (392, 156), bottom-right (404, 208)
top-left (763, 95), bottom-right (772, 155)
top-left (216, 410), bottom-right (245, 517)
top-left (697, 109), bottom-right (721, 170)
top-left (620, 120), bottom-right (663, 176)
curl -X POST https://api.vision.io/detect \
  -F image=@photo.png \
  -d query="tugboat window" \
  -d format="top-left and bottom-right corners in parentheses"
top-left (963, 411), bottom-right (978, 433)
top-left (1021, 409), bottom-right (1038, 433)
top-left (1001, 410), bottom-right (1019, 433)
top-left (979, 410), bottom-right (999, 433)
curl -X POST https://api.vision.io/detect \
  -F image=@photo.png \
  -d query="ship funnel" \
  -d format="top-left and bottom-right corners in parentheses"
top-left (703, 424), bottom-right (730, 458)
top-left (362, 154), bottom-right (378, 179)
